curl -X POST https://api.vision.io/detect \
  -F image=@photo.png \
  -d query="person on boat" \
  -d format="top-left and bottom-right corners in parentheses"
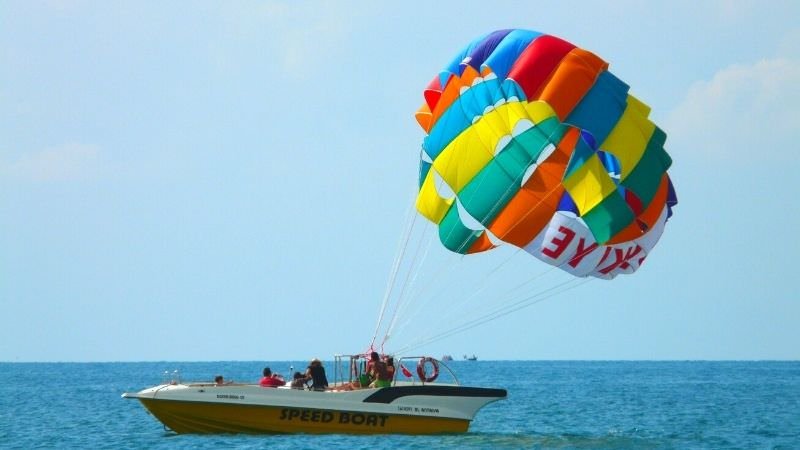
top-left (290, 371), bottom-right (306, 389)
top-left (214, 375), bottom-right (228, 386)
top-left (368, 352), bottom-right (391, 388)
top-left (385, 356), bottom-right (396, 380)
top-left (259, 367), bottom-right (285, 388)
top-left (365, 351), bottom-right (378, 376)
top-left (304, 358), bottom-right (329, 391)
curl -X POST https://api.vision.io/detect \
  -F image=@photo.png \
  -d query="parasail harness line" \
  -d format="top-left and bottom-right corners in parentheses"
top-left (392, 231), bottom-right (605, 355)
top-left (389, 241), bottom-right (520, 342)
top-left (384, 223), bottom-right (430, 346)
top-left (369, 190), bottom-right (419, 351)
top-left (382, 194), bottom-right (601, 355)
top-left (379, 120), bottom-right (576, 351)
top-left (383, 225), bottom-right (436, 345)
top-left (389, 216), bottom-right (604, 354)
top-left (378, 205), bottom-right (575, 353)
top-left (376, 109), bottom-right (581, 352)
top-left (393, 276), bottom-right (592, 355)
top-left (370, 181), bottom-right (463, 353)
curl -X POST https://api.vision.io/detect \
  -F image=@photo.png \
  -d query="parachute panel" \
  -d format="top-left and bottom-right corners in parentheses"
top-left (416, 168), bottom-right (453, 224)
top-left (580, 191), bottom-right (636, 244)
top-left (507, 34), bottom-right (575, 99)
top-left (562, 155), bottom-right (619, 216)
top-left (564, 70), bottom-right (629, 144)
top-left (534, 48), bottom-right (608, 120)
top-left (599, 95), bottom-right (655, 180)
top-left (481, 29), bottom-right (543, 78)
top-left (487, 127), bottom-right (579, 246)
top-left (620, 127), bottom-right (670, 207)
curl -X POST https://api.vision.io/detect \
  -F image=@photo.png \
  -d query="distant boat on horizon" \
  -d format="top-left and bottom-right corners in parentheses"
top-left (463, 354), bottom-right (477, 361)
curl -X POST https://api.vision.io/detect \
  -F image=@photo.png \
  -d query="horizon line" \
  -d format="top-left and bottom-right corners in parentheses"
top-left (2, 358), bottom-right (798, 364)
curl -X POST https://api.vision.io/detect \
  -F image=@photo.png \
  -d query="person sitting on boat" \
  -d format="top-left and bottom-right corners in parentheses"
top-left (385, 356), bottom-right (396, 380)
top-left (259, 367), bottom-right (285, 388)
top-left (214, 375), bottom-right (229, 386)
top-left (368, 352), bottom-right (392, 388)
top-left (365, 351), bottom-right (378, 376)
top-left (290, 371), bottom-right (306, 389)
top-left (304, 358), bottom-right (329, 391)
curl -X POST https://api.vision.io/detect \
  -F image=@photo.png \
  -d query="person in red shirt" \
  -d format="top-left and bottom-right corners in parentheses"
top-left (259, 367), bottom-right (285, 387)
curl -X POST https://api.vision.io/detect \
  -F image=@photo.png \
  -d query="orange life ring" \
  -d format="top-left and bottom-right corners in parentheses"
top-left (416, 357), bottom-right (439, 383)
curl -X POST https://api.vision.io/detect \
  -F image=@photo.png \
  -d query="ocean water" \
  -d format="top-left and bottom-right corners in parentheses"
top-left (0, 361), bottom-right (797, 449)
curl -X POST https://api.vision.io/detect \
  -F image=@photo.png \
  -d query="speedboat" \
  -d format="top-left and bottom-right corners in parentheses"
top-left (123, 355), bottom-right (506, 434)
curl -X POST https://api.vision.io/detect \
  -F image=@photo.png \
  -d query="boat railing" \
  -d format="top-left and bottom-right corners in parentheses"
top-left (161, 369), bottom-right (181, 385)
top-left (396, 356), bottom-right (459, 386)
top-left (332, 354), bottom-right (459, 387)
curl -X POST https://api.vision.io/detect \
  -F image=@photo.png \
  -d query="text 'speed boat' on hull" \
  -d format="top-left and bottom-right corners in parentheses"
top-left (123, 356), bottom-right (506, 434)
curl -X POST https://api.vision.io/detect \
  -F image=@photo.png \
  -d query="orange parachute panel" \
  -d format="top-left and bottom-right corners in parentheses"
top-left (535, 48), bottom-right (608, 120)
top-left (467, 232), bottom-right (497, 254)
top-left (415, 103), bottom-right (433, 132)
top-left (428, 74), bottom-right (465, 131)
top-left (488, 127), bottom-right (579, 247)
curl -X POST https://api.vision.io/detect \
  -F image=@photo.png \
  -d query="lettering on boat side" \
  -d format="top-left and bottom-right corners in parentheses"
top-left (215, 394), bottom-right (244, 400)
top-left (397, 406), bottom-right (440, 414)
top-left (278, 408), bottom-right (388, 427)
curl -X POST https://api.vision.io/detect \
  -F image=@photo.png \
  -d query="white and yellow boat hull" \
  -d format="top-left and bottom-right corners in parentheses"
top-left (124, 382), bottom-right (506, 434)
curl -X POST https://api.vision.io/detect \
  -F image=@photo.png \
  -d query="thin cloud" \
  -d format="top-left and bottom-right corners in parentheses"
top-left (713, 0), bottom-right (759, 22)
top-left (2, 143), bottom-right (104, 182)
top-left (214, 1), bottom-right (360, 76)
top-left (664, 58), bottom-right (800, 161)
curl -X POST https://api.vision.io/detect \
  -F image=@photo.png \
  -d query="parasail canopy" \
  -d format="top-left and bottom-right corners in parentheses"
top-left (414, 29), bottom-right (677, 279)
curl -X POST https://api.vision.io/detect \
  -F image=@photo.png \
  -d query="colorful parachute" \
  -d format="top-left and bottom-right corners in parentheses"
top-left (415, 29), bottom-right (677, 279)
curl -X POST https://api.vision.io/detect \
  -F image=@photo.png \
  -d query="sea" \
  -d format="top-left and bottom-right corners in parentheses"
top-left (0, 361), bottom-right (797, 449)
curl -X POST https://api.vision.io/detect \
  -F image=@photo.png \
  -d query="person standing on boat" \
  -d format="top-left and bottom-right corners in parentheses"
top-left (304, 358), bottom-right (329, 391)
top-left (367, 352), bottom-right (391, 388)
top-left (259, 367), bottom-right (285, 387)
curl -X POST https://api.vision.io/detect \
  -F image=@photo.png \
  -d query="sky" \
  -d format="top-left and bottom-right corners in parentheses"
top-left (1, 1), bottom-right (798, 362)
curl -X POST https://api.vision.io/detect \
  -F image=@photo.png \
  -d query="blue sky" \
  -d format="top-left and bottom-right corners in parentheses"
top-left (1, 1), bottom-right (798, 362)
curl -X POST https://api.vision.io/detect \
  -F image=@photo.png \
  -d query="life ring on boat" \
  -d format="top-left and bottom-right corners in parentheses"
top-left (416, 357), bottom-right (439, 383)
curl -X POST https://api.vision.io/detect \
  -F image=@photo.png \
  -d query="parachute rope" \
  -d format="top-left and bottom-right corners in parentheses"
top-left (383, 158), bottom-right (570, 349)
top-left (382, 203), bottom-right (601, 355)
top-left (406, 109), bottom-right (573, 330)
top-left (370, 186), bottom-right (419, 350)
top-left (378, 161), bottom-right (485, 348)
top-left (381, 214), bottom-right (435, 346)
top-left (381, 191), bottom-right (572, 356)
top-left (390, 232), bottom-right (604, 354)
top-left (393, 277), bottom-right (592, 355)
